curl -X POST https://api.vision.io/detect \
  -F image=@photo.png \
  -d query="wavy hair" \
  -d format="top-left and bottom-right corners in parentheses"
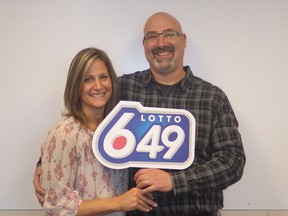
top-left (63, 47), bottom-right (117, 126)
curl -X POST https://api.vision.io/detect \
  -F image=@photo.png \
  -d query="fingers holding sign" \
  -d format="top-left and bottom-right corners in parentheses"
top-left (114, 187), bottom-right (157, 212)
top-left (134, 168), bottom-right (173, 193)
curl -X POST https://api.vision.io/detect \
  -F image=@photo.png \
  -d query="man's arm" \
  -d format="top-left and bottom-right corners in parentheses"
top-left (33, 158), bottom-right (45, 206)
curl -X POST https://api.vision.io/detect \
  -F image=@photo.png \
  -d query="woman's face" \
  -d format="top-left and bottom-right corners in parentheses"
top-left (80, 59), bottom-right (112, 116)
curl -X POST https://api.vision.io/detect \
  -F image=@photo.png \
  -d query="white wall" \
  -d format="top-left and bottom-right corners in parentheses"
top-left (0, 0), bottom-right (287, 210)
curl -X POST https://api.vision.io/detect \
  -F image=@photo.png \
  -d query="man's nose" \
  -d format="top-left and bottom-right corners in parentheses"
top-left (156, 34), bottom-right (166, 47)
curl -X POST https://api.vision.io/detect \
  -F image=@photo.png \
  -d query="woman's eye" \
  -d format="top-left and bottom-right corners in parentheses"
top-left (84, 77), bottom-right (93, 82)
top-left (100, 75), bottom-right (109, 80)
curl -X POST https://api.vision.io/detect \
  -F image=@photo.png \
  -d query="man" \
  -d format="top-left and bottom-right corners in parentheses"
top-left (34, 12), bottom-right (245, 216)
top-left (119, 12), bottom-right (245, 216)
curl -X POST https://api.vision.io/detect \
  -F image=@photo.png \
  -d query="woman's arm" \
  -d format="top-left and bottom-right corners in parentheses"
top-left (77, 188), bottom-right (157, 216)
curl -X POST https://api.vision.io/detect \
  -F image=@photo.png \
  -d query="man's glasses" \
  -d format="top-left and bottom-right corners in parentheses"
top-left (143, 31), bottom-right (182, 42)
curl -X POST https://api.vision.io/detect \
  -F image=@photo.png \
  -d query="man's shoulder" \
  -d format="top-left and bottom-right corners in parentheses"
top-left (119, 69), bottom-right (149, 79)
top-left (185, 68), bottom-right (227, 99)
top-left (118, 69), bottom-right (150, 84)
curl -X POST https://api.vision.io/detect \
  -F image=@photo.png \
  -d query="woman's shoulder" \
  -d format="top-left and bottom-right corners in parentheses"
top-left (47, 116), bottom-right (82, 137)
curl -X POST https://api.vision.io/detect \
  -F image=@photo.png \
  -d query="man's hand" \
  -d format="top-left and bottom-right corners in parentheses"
top-left (33, 166), bottom-right (45, 206)
top-left (134, 168), bottom-right (173, 194)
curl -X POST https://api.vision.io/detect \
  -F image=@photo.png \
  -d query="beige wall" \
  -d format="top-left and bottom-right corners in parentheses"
top-left (221, 210), bottom-right (288, 216)
top-left (0, 210), bottom-right (287, 216)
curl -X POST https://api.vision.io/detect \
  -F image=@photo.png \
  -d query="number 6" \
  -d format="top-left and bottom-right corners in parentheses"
top-left (103, 113), bottom-right (136, 158)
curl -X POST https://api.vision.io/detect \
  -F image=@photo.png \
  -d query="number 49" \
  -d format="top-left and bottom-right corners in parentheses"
top-left (136, 125), bottom-right (184, 159)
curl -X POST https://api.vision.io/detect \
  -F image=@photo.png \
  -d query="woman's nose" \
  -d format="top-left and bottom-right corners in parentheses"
top-left (93, 79), bottom-right (101, 89)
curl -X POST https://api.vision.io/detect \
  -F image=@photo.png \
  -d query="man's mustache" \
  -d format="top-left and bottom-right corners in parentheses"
top-left (152, 46), bottom-right (175, 55)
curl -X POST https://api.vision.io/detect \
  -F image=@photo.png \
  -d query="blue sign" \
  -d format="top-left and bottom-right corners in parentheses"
top-left (92, 101), bottom-right (196, 170)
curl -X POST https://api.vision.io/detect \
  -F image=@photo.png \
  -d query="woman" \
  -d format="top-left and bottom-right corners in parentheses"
top-left (40, 47), bottom-right (156, 215)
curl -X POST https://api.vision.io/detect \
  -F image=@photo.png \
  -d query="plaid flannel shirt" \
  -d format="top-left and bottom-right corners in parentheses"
top-left (118, 66), bottom-right (245, 216)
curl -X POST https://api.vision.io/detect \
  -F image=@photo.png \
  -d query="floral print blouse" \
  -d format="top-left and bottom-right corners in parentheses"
top-left (41, 116), bottom-right (128, 216)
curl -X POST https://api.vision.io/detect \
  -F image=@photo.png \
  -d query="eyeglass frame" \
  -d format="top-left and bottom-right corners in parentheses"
top-left (143, 30), bottom-right (183, 42)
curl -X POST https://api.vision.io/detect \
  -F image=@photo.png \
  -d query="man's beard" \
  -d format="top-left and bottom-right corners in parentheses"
top-left (151, 45), bottom-right (175, 73)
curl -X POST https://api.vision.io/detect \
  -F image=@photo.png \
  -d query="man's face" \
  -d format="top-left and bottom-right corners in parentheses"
top-left (143, 14), bottom-right (186, 75)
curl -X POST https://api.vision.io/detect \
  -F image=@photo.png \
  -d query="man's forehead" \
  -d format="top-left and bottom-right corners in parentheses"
top-left (144, 22), bottom-right (180, 34)
top-left (145, 28), bottom-right (175, 34)
top-left (144, 15), bottom-right (181, 33)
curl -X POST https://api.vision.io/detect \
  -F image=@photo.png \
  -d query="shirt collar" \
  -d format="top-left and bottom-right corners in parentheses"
top-left (144, 65), bottom-right (194, 87)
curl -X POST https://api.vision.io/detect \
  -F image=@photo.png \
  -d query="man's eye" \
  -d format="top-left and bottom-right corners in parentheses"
top-left (164, 32), bottom-right (175, 38)
top-left (147, 34), bottom-right (157, 40)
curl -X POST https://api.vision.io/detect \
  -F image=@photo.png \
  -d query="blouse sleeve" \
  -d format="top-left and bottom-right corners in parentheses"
top-left (41, 120), bottom-right (81, 215)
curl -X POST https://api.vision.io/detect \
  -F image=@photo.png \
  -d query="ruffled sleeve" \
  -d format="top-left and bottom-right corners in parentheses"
top-left (41, 118), bottom-right (81, 215)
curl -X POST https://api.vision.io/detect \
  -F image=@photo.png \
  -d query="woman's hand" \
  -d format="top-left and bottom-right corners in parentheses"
top-left (114, 187), bottom-right (157, 212)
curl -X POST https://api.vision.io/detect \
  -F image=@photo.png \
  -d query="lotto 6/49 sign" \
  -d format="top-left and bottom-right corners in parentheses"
top-left (92, 101), bottom-right (196, 170)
